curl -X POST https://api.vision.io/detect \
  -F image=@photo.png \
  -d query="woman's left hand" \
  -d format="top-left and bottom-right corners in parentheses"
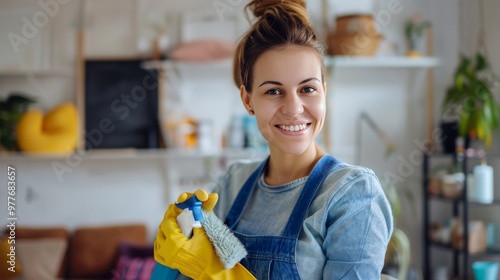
top-left (177, 189), bottom-right (219, 212)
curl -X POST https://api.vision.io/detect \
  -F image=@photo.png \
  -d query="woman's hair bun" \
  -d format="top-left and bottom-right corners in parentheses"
top-left (247, 0), bottom-right (309, 24)
top-left (235, 0), bottom-right (323, 91)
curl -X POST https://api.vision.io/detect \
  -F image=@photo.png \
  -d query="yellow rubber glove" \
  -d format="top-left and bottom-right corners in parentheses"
top-left (177, 189), bottom-right (219, 212)
top-left (154, 191), bottom-right (255, 280)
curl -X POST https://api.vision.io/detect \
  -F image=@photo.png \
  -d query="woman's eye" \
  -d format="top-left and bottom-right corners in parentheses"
top-left (301, 86), bottom-right (316, 93)
top-left (266, 89), bottom-right (281, 95)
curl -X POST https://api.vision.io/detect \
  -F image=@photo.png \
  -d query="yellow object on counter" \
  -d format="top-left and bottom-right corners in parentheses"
top-left (16, 103), bottom-right (78, 154)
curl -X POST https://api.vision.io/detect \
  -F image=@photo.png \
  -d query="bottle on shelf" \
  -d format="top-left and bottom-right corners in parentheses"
top-left (227, 115), bottom-right (245, 149)
top-left (472, 159), bottom-right (494, 204)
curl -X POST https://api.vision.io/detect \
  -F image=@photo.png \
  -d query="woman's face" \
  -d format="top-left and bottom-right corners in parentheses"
top-left (241, 46), bottom-right (326, 156)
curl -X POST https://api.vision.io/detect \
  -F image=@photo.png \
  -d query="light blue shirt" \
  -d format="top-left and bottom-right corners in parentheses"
top-left (211, 158), bottom-right (393, 279)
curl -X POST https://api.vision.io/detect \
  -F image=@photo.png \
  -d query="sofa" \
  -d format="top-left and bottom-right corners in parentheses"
top-left (0, 224), bottom-right (155, 280)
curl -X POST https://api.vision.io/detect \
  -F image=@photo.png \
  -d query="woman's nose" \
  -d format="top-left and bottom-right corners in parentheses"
top-left (282, 94), bottom-right (304, 117)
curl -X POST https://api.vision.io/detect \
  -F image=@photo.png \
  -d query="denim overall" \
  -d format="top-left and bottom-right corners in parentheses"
top-left (225, 155), bottom-right (340, 279)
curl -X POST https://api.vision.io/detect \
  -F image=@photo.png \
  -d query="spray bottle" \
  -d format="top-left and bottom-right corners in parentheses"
top-left (150, 196), bottom-right (204, 279)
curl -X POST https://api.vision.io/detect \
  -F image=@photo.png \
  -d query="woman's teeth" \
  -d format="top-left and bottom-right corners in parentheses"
top-left (279, 124), bottom-right (307, 132)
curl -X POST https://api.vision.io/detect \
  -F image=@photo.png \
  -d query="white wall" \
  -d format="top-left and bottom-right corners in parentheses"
top-left (0, 158), bottom-right (167, 240)
top-left (0, 0), bottom-right (252, 243)
top-left (0, 0), bottom-right (78, 110)
top-left (1, 0), bottom-right (498, 271)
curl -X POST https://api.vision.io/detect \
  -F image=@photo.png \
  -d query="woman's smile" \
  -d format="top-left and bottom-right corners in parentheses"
top-left (276, 123), bottom-right (311, 134)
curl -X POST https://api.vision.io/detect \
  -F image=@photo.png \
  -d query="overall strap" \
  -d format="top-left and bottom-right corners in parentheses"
top-left (281, 155), bottom-right (340, 238)
top-left (225, 157), bottom-right (269, 229)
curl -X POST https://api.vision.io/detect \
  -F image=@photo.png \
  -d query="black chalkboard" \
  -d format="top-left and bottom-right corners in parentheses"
top-left (84, 60), bottom-right (160, 150)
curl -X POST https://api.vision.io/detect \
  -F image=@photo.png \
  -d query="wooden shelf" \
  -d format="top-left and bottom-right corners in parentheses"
top-left (142, 59), bottom-right (232, 72)
top-left (430, 241), bottom-right (500, 256)
top-left (429, 193), bottom-right (500, 206)
top-left (325, 56), bottom-right (440, 68)
top-left (0, 148), bottom-right (268, 160)
top-left (142, 56), bottom-right (440, 71)
top-left (0, 69), bottom-right (75, 77)
top-left (424, 151), bottom-right (500, 159)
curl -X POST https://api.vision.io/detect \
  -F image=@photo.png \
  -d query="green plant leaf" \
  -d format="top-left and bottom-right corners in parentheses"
top-left (476, 53), bottom-right (487, 71)
top-left (490, 102), bottom-right (500, 127)
top-left (385, 228), bottom-right (411, 280)
top-left (6, 94), bottom-right (36, 105)
top-left (484, 122), bottom-right (492, 147)
top-left (404, 21), bottom-right (413, 40)
top-left (0, 93), bottom-right (36, 151)
top-left (483, 100), bottom-right (493, 126)
top-left (477, 113), bottom-right (485, 140)
top-left (455, 74), bottom-right (465, 91)
top-left (455, 56), bottom-right (471, 78)
top-left (470, 110), bottom-right (481, 137)
top-left (459, 112), bottom-right (470, 136)
top-left (442, 88), bottom-right (459, 112)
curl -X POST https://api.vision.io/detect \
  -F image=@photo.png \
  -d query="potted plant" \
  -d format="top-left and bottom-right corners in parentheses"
top-left (382, 180), bottom-right (412, 280)
top-left (404, 14), bottom-right (431, 57)
top-left (441, 53), bottom-right (500, 149)
top-left (0, 93), bottom-right (36, 151)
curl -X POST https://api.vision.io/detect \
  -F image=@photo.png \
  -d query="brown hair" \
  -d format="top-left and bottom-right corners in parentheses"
top-left (233, 0), bottom-right (325, 92)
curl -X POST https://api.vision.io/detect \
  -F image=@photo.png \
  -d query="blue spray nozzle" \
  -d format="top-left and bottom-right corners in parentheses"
top-left (175, 196), bottom-right (204, 222)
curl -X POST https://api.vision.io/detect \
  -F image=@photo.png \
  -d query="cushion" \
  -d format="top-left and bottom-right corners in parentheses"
top-left (8, 227), bottom-right (68, 278)
top-left (0, 236), bottom-right (22, 280)
top-left (112, 243), bottom-right (155, 280)
top-left (169, 39), bottom-right (235, 62)
top-left (117, 242), bottom-right (154, 258)
top-left (68, 224), bottom-right (147, 279)
top-left (113, 256), bottom-right (156, 280)
top-left (15, 238), bottom-right (67, 280)
top-left (13, 228), bottom-right (68, 240)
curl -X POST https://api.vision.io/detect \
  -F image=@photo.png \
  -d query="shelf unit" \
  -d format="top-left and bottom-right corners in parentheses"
top-left (423, 152), bottom-right (500, 279)
top-left (0, 56), bottom-right (439, 162)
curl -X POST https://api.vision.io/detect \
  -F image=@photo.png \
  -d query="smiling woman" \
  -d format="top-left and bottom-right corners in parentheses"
top-left (241, 46), bottom-right (326, 161)
top-left (153, 0), bottom-right (394, 279)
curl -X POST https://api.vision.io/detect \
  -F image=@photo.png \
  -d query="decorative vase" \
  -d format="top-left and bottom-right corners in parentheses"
top-left (406, 33), bottom-right (424, 57)
top-left (440, 121), bottom-right (459, 154)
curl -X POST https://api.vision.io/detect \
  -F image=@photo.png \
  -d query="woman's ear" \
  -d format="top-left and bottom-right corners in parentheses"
top-left (240, 85), bottom-right (254, 114)
top-left (323, 82), bottom-right (327, 94)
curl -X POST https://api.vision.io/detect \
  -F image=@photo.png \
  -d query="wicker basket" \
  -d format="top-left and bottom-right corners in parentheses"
top-left (327, 14), bottom-right (382, 56)
top-left (335, 14), bottom-right (378, 37)
top-left (327, 33), bottom-right (382, 56)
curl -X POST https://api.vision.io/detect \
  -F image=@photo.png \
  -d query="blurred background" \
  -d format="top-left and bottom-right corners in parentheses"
top-left (0, 0), bottom-right (499, 279)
